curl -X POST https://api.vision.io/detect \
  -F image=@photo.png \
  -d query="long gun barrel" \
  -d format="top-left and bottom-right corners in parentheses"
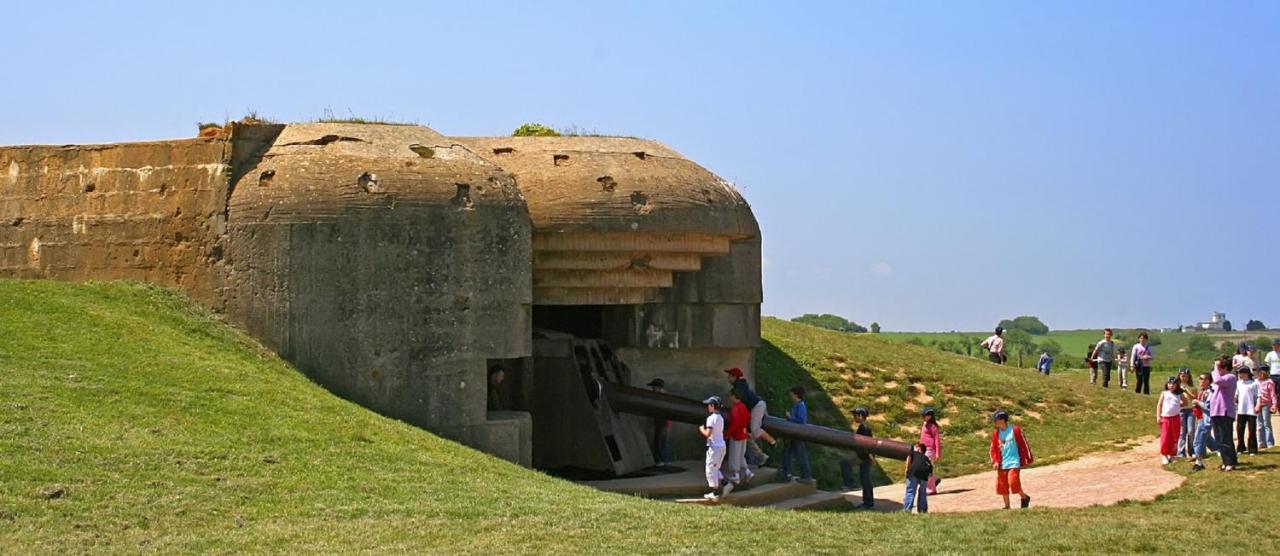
top-left (602, 382), bottom-right (913, 460)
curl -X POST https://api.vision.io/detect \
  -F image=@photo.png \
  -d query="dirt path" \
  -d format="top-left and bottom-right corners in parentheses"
top-left (862, 437), bottom-right (1184, 513)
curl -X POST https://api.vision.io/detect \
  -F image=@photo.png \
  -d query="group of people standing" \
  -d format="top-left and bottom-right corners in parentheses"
top-left (1083, 328), bottom-right (1156, 393)
top-left (1158, 340), bottom-right (1280, 471)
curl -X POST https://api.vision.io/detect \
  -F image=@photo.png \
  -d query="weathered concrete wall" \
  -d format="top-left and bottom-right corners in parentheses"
top-left (222, 123), bottom-right (534, 459)
top-left (460, 136), bottom-right (763, 460)
top-left (0, 123), bottom-right (536, 465)
top-left (0, 138), bottom-right (230, 302)
top-left (1, 124), bottom-right (763, 468)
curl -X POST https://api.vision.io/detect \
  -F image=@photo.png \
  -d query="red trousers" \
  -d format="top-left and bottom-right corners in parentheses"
top-left (1159, 416), bottom-right (1181, 456)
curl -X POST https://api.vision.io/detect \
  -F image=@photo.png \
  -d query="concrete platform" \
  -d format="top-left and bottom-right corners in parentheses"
top-left (580, 461), bottom-right (777, 498)
top-left (675, 481), bottom-right (814, 507)
top-left (768, 490), bottom-right (853, 511)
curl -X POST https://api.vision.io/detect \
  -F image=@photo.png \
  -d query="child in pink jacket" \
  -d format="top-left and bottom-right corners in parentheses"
top-left (920, 408), bottom-right (942, 494)
top-left (1256, 367), bottom-right (1277, 449)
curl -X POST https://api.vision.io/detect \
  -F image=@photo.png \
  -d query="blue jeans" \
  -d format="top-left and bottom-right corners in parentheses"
top-left (780, 439), bottom-right (812, 480)
top-left (1194, 416), bottom-right (1217, 459)
top-left (840, 457), bottom-right (874, 507)
top-left (1177, 409), bottom-right (1196, 457)
top-left (1259, 407), bottom-right (1274, 449)
top-left (903, 476), bottom-right (928, 513)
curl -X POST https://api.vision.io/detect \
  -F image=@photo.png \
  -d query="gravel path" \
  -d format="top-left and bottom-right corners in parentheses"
top-left (859, 438), bottom-right (1185, 513)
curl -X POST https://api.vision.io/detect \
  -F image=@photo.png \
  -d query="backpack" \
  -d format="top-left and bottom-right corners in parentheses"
top-left (909, 451), bottom-right (933, 480)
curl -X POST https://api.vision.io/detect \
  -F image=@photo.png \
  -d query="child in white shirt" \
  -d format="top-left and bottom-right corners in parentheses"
top-left (700, 396), bottom-right (727, 501)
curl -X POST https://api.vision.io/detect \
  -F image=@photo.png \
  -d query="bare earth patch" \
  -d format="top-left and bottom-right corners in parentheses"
top-left (858, 438), bottom-right (1183, 513)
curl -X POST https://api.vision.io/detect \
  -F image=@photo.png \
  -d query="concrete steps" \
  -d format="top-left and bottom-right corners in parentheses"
top-left (581, 461), bottom-right (777, 498)
top-left (767, 490), bottom-right (852, 511)
top-left (675, 480), bottom-right (814, 507)
top-left (580, 460), bottom-right (855, 511)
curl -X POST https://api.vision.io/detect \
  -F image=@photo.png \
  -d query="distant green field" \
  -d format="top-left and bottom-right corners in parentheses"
top-left (880, 328), bottom-right (1273, 374)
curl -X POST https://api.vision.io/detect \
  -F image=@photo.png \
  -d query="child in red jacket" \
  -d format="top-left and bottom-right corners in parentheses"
top-left (723, 390), bottom-right (753, 489)
top-left (990, 410), bottom-right (1033, 510)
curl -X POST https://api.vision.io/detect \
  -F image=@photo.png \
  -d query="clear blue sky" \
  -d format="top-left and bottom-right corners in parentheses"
top-left (3, 1), bottom-right (1277, 331)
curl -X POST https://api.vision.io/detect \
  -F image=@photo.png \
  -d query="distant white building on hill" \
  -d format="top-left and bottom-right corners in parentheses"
top-left (1181, 311), bottom-right (1226, 333)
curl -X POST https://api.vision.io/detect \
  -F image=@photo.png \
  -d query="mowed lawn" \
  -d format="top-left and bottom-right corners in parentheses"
top-left (2, 280), bottom-right (1278, 554)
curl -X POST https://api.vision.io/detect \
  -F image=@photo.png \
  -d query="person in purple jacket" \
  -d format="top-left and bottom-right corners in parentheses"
top-left (1209, 355), bottom-right (1239, 471)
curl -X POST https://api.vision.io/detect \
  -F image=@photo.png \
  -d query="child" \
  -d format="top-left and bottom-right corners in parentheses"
top-left (902, 443), bottom-right (931, 514)
top-left (723, 368), bottom-right (777, 466)
top-left (920, 408), bottom-right (942, 494)
top-left (840, 407), bottom-right (876, 509)
top-left (1236, 367), bottom-right (1260, 456)
top-left (779, 386), bottom-right (813, 483)
top-left (1177, 369), bottom-right (1197, 458)
top-left (1156, 377), bottom-right (1188, 464)
top-left (723, 390), bottom-right (752, 487)
top-left (1191, 373), bottom-right (1219, 471)
top-left (1089, 328), bottom-right (1116, 388)
top-left (699, 396), bottom-right (727, 501)
top-left (989, 410), bottom-right (1033, 509)
top-left (1257, 367), bottom-right (1277, 449)
top-left (1267, 339), bottom-right (1280, 392)
top-left (1116, 351), bottom-right (1130, 390)
top-left (646, 378), bottom-right (672, 466)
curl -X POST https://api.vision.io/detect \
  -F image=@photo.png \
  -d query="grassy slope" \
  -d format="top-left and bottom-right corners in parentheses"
top-left (756, 319), bottom-right (1153, 488)
top-left (2, 280), bottom-right (1278, 554)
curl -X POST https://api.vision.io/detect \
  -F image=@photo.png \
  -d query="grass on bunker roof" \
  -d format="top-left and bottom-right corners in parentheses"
top-left (0, 279), bottom-right (1277, 554)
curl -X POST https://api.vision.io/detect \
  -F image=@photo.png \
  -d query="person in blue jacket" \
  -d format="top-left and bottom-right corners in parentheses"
top-left (778, 386), bottom-right (813, 482)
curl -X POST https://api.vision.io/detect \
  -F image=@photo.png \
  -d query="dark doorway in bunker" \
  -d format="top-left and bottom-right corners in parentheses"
top-left (532, 305), bottom-right (604, 339)
top-left (527, 305), bottom-right (657, 479)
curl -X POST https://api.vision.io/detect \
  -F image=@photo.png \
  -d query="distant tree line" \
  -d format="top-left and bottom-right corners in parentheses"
top-left (997, 315), bottom-right (1050, 336)
top-left (790, 313), bottom-right (868, 333)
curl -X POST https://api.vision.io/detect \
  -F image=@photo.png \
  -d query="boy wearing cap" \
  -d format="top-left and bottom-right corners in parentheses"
top-left (840, 408), bottom-right (876, 509)
top-left (990, 411), bottom-right (1033, 509)
top-left (723, 367), bottom-right (777, 465)
top-left (647, 378), bottom-right (672, 467)
top-left (699, 396), bottom-right (728, 501)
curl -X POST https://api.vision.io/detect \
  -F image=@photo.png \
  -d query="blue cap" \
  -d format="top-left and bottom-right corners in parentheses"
top-left (702, 396), bottom-right (722, 408)
top-left (921, 407), bottom-right (936, 417)
top-left (854, 407), bottom-right (869, 418)
top-left (992, 410), bottom-right (1010, 422)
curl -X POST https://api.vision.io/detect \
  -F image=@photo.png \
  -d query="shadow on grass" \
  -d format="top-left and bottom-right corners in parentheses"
top-left (754, 339), bottom-right (895, 490)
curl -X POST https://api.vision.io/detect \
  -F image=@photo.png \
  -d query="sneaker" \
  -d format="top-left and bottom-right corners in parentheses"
top-left (721, 482), bottom-right (735, 497)
top-left (757, 453), bottom-right (770, 466)
top-left (1020, 495), bottom-right (1031, 509)
top-left (703, 492), bottom-right (720, 501)
top-left (1192, 463), bottom-right (1205, 471)
top-left (743, 469), bottom-right (755, 482)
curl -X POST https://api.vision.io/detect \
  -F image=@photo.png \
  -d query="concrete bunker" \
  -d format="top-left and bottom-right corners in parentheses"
top-left (6, 122), bottom-right (906, 481)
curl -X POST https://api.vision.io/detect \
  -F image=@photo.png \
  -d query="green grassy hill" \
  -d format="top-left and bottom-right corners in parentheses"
top-left (2, 280), bottom-right (1277, 554)
top-left (755, 319), bottom-right (1153, 487)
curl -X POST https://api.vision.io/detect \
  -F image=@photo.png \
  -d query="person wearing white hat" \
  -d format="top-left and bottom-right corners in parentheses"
top-left (699, 396), bottom-right (728, 501)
